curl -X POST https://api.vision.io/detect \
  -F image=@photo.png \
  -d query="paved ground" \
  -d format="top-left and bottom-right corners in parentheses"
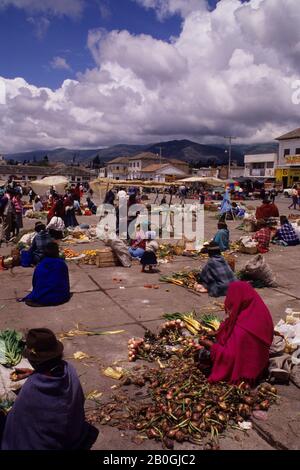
top-left (0, 194), bottom-right (299, 450)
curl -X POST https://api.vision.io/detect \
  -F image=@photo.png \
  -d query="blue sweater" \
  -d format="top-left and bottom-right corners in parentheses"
top-left (213, 229), bottom-right (230, 252)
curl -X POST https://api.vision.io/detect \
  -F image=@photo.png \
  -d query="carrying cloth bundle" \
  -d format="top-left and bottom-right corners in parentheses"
top-left (238, 236), bottom-right (258, 254)
top-left (240, 254), bottom-right (277, 287)
top-left (106, 238), bottom-right (132, 268)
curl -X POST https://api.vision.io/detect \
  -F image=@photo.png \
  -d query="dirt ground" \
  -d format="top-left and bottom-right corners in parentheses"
top-left (0, 193), bottom-right (299, 450)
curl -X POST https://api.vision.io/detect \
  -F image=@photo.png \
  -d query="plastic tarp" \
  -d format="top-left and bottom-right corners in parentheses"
top-left (31, 176), bottom-right (69, 195)
top-left (177, 176), bottom-right (225, 186)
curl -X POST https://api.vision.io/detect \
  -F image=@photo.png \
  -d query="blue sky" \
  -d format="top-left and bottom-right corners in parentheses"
top-left (1, 0), bottom-right (298, 153)
top-left (0, 0), bottom-right (219, 89)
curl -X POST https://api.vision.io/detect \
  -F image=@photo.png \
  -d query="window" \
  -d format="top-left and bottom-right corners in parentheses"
top-left (266, 162), bottom-right (274, 168)
top-left (296, 148), bottom-right (300, 155)
top-left (253, 163), bottom-right (264, 169)
top-left (116, 166), bottom-right (119, 170)
top-left (284, 149), bottom-right (290, 156)
top-left (133, 162), bottom-right (136, 167)
top-left (137, 162), bottom-right (140, 167)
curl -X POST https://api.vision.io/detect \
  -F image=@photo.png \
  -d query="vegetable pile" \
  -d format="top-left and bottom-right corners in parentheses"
top-left (160, 271), bottom-right (199, 290)
top-left (87, 357), bottom-right (278, 449)
top-left (81, 250), bottom-right (101, 265)
top-left (128, 314), bottom-right (222, 362)
top-left (63, 248), bottom-right (80, 259)
top-left (0, 330), bottom-right (24, 367)
top-left (0, 397), bottom-right (14, 415)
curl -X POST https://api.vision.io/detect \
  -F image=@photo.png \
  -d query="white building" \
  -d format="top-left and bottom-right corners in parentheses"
top-left (99, 157), bottom-right (129, 180)
top-left (244, 153), bottom-right (277, 179)
top-left (192, 167), bottom-right (219, 178)
top-left (275, 128), bottom-right (300, 187)
top-left (140, 163), bottom-right (187, 182)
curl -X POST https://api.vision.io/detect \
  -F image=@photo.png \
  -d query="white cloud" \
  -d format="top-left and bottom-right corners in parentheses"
top-left (1, 0), bottom-right (300, 153)
top-left (133, 0), bottom-right (205, 20)
top-left (0, 0), bottom-right (85, 18)
top-left (50, 56), bottom-right (72, 71)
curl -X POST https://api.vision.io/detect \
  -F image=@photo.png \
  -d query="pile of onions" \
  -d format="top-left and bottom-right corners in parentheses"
top-left (128, 338), bottom-right (144, 362)
top-left (161, 319), bottom-right (185, 331)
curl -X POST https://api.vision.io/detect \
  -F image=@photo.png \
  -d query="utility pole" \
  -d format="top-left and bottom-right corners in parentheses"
top-left (224, 136), bottom-right (236, 179)
top-left (159, 147), bottom-right (162, 167)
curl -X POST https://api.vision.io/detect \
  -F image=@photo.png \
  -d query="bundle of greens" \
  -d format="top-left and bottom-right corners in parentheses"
top-left (0, 397), bottom-right (14, 414)
top-left (0, 330), bottom-right (24, 367)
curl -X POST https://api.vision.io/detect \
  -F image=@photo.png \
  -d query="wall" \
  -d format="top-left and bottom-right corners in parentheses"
top-left (278, 138), bottom-right (300, 166)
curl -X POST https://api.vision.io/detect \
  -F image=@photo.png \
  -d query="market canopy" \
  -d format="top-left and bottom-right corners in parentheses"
top-left (177, 176), bottom-right (225, 186)
top-left (90, 178), bottom-right (182, 191)
top-left (31, 176), bottom-right (69, 195)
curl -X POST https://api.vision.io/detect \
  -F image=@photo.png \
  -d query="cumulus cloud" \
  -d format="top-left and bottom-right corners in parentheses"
top-left (0, 0), bottom-right (85, 18)
top-left (50, 56), bottom-right (72, 71)
top-left (1, 0), bottom-right (300, 153)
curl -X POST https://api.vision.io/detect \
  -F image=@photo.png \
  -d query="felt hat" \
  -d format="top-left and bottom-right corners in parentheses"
top-left (24, 328), bottom-right (64, 364)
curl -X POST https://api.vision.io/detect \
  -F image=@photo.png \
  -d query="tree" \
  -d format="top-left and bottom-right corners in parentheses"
top-left (92, 155), bottom-right (101, 169)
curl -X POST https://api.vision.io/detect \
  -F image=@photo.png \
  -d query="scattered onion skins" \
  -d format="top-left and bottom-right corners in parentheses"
top-left (87, 356), bottom-right (278, 449)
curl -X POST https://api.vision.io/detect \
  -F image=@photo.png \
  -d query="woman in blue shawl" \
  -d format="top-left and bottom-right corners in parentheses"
top-left (22, 242), bottom-right (70, 307)
top-left (1, 329), bottom-right (98, 450)
top-left (219, 190), bottom-right (233, 221)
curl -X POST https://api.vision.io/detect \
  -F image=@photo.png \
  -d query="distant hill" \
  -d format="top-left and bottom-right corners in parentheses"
top-left (5, 140), bottom-right (279, 167)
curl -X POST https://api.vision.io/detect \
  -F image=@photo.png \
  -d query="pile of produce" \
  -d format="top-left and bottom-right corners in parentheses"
top-left (87, 357), bottom-right (278, 449)
top-left (81, 250), bottom-right (101, 265)
top-left (160, 271), bottom-right (199, 290)
top-left (157, 244), bottom-right (176, 261)
top-left (0, 330), bottom-right (24, 367)
top-left (63, 248), bottom-right (80, 259)
top-left (127, 314), bottom-right (221, 362)
top-left (0, 397), bottom-right (14, 415)
top-left (163, 312), bottom-right (221, 333)
top-left (25, 210), bottom-right (47, 220)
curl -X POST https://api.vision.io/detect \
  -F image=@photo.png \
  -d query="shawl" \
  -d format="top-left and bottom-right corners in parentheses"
top-left (208, 281), bottom-right (274, 384)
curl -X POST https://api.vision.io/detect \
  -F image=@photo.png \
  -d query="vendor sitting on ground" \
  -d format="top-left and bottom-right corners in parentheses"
top-left (33, 196), bottom-right (43, 212)
top-left (29, 222), bottom-right (53, 265)
top-left (194, 243), bottom-right (236, 297)
top-left (213, 222), bottom-right (230, 252)
top-left (231, 202), bottom-right (245, 218)
top-left (46, 208), bottom-right (65, 240)
top-left (140, 227), bottom-right (159, 273)
top-left (197, 281), bottom-right (274, 385)
top-left (253, 219), bottom-right (272, 253)
top-left (255, 199), bottom-right (279, 220)
top-left (22, 242), bottom-right (70, 307)
top-left (86, 197), bottom-right (97, 215)
top-left (128, 224), bottom-right (146, 259)
top-left (273, 215), bottom-right (300, 246)
top-left (1, 328), bottom-right (97, 450)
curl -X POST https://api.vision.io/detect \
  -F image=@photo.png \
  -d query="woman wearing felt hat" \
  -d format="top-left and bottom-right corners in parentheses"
top-left (1, 329), bottom-right (98, 450)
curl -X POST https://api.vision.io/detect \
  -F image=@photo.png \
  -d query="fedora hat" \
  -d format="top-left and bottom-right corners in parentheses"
top-left (24, 328), bottom-right (64, 364)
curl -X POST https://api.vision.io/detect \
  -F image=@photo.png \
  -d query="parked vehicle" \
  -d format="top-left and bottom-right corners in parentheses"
top-left (283, 183), bottom-right (300, 197)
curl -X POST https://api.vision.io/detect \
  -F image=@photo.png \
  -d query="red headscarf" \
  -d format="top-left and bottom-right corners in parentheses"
top-left (209, 281), bottom-right (274, 385)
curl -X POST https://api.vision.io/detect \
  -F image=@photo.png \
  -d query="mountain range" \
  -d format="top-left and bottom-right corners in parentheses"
top-left (5, 140), bottom-right (279, 166)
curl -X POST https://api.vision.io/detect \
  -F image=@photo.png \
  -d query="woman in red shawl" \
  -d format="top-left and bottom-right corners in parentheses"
top-left (198, 281), bottom-right (274, 385)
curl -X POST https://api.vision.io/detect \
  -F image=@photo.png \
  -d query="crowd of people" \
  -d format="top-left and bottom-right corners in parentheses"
top-left (0, 180), bottom-right (299, 450)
